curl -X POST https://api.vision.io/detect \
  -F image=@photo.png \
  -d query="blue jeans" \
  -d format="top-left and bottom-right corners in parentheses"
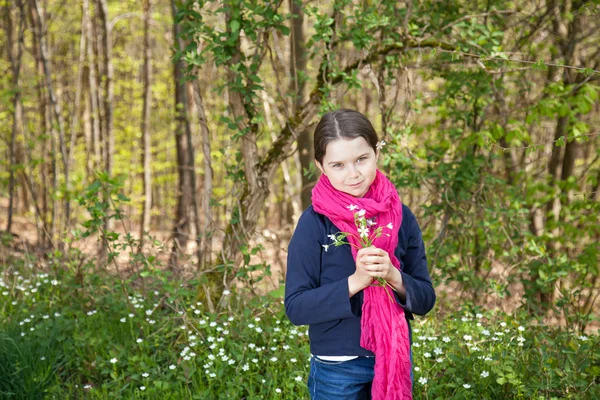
top-left (308, 354), bottom-right (413, 400)
top-left (308, 356), bottom-right (375, 400)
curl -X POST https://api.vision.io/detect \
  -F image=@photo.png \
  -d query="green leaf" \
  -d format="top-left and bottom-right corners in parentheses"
top-left (229, 20), bottom-right (240, 33)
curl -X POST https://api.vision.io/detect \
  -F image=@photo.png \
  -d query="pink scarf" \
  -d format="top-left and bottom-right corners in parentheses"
top-left (312, 170), bottom-right (412, 400)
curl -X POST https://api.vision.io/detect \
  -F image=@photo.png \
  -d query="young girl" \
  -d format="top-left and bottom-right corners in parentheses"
top-left (285, 109), bottom-right (436, 400)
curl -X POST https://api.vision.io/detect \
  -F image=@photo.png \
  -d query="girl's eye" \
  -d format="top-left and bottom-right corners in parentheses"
top-left (357, 157), bottom-right (367, 162)
top-left (333, 163), bottom-right (342, 168)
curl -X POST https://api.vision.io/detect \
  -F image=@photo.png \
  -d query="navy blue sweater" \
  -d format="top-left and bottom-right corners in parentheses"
top-left (284, 204), bottom-right (436, 356)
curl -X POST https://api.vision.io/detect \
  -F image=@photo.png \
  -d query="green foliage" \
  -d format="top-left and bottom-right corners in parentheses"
top-left (0, 262), bottom-right (598, 399)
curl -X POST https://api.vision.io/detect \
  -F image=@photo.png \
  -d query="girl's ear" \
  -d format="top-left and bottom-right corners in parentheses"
top-left (315, 160), bottom-right (325, 175)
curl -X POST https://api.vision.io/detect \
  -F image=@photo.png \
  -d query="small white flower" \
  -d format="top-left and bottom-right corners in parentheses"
top-left (463, 335), bottom-right (472, 341)
top-left (137, 338), bottom-right (143, 343)
top-left (518, 326), bottom-right (525, 332)
top-left (476, 313), bottom-right (483, 318)
top-left (327, 234), bottom-right (337, 241)
top-left (579, 335), bottom-right (588, 341)
top-left (482, 329), bottom-right (490, 336)
top-left (145, 309), bottom-right (153, 316)
top-left (295, 376), bottom-right (303, 382)
top-left (463, 383), bottom-right (471, 389)
top-left (140, 386), bottom-right (146, 391)
top-left (242, 364), bottom-right (249, 371)
top-left (418, 377), bottom-right (427, 385)
top-left (275, 388), bottom-right (282, 393)
top-left (169, 364), bottom-right (176, 370)
top-left (436, 357), bottom-right (443, 363)
top-left (270, 357), bottom-right (278, 362)
top-left (322, 244), bottom-right (329, 252)
top-left (120, 318), bottom-right (126, 323)
top-left (424, 352), bottom-right (431, 358)
top-left (142, 372), bottom-right (149, 377)
top-left (110, 358), bottom-right (118, 364)
top-left (357, 209), bottom-right (366, 217)
top-left (481, 371), bottom-right (489, 378)
top-left (358, 226), bottom-right (369, 238)
top-left (290, 358), bottom-right (297, 363)
top-left (500, 322), bottom-right (507, 327)
top-left (386, 223), bottom-right (393, 230)
top-left (434, 348), bottom-right (442, 355)
top-left (228, 359), bottom-right (235, 365)
top-left (84, 384), bottom-right (92, 389)
top-left (223, 289), bottom-right (231, 296)
top-left (347, 204), bottom-right (359, 211)
top-left (40, 356), bottom-right (46, 361)
top-left (414, 367), bottom-right (420, 371)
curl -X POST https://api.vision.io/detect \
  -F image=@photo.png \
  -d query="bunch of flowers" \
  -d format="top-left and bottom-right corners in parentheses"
top-left (323, 204), bottom-right (396, 301)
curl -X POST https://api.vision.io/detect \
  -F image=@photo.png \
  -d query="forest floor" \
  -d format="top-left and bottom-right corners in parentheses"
top-left (1, 197), bottom-right (598, 334)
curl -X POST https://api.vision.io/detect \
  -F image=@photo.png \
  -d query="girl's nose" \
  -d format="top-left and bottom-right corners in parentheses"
top-left (347, 164), bottom-right (360, 178)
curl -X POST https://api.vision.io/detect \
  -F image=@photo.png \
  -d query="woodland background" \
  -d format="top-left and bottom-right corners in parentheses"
top-left (0, 0), bottom-right (599, 398)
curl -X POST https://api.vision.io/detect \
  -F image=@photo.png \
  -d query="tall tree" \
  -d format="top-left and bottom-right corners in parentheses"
top-left (170, 0), bottom-right (195, 267)
top-left (289, 0), bottom-right (313, 211)
top-left (29, 0), bottom-right (64, 244)
top-left (85, 0), bottom-right (101, 174)
top-left (95, 0), bottom-right (115, 249)
top-left (139, 0), bottom-right (153, 248)
top-left (4, 0), bottom-right (26, 233)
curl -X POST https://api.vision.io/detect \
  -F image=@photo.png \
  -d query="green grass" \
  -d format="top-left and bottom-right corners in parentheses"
top-left (0, 263), bottom-right (598, 399)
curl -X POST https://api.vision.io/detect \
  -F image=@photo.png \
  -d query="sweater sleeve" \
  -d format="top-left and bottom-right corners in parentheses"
top-left (397, 208), bottom-right (436, 316)
top-left (284, 210), bottom-right (356, 326)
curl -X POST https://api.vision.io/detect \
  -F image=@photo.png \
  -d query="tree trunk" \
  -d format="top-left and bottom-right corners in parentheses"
top-left (31, 0), bottom-right (70, 234)
top-left (96, 0), bottom-right (115, 251)
top-left (139, 0), bottom-right (153, 249)
top-left (170, 0), bottom-right (194, 268)
top-left (192, 79), bottom-right (214, 268)
top-left (4, 0), bottom-right (25, 233)
top-left (535, 0), bottom-right (585, 312)
top-left (290, 0), bottom-right (313, 211)
top-left (86, 0), bottom-right (101, 172)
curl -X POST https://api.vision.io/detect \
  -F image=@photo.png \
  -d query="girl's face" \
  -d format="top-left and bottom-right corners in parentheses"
top-left (315, 137), bottom-right (379, 198)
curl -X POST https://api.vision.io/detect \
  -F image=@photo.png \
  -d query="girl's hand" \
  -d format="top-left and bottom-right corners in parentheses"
top-left (358, 246), bottom-right (400, 283)
top-left (348, 248), bottom-right (374, 297)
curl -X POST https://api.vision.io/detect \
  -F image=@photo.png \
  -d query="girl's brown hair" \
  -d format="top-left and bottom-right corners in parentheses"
top-left (313, 109), bottom-right (378, 164)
